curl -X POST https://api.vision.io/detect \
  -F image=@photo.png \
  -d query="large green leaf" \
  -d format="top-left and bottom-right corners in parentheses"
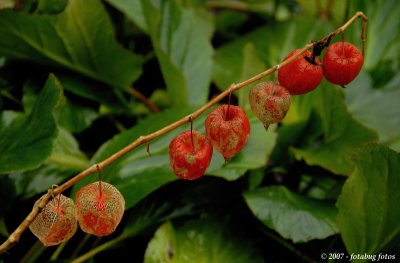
top-left (244, 186), bottom-right (338, 243)
top-left (144, 217), bottom-right (262, 263)
top-left (8, 164), bottom-right (77, 199)
top-left (0, 74), bottom-right (62, 174)
top-left (140, 0), bottom-right (213, 106)
top-left (0, 0), bottom-right (142, 87)
top-left (345, 71), bottom-right (400, 151)
top-left (291, 82), bottom-right (378, 175)
top-left (56, 98), bottom-right (98, 133)
top-left (337, 143), bottom-right (400, 254)
top-left (58, 74), bottom-right (133, 113)
top-left (47, 127), bottom-right (89, 169)
top-left (22, 77), bottom-right (99, 133)
top-left (106, 0), bottom-right (148, 33)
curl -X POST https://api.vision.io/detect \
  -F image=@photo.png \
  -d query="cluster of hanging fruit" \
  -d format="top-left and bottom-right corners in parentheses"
top-left (169, 41), bottom-right (363, 180)
top-left (29, 181), bottom-right (125, 246)
top-left (28, 40), bottom-right (363, 247)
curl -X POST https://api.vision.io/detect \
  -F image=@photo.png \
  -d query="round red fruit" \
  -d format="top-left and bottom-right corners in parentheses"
top-left (75, 181), bottom-right (125, 236)
top-left (323, 41), bottom-right (363, 86)
top-left (278, 49), bottom-right (323, 95)
top-left (205, 105), bottom-right (250, 161)
top-left (169, 130), bottom-right (213, 180)
top-left (29, 194), bottom-right (77, 246)
top-left (249, 81), bottom-right (291, 129)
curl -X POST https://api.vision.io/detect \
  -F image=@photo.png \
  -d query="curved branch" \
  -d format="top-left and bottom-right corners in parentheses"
top-left (0, 11), bottom-right (368, 254)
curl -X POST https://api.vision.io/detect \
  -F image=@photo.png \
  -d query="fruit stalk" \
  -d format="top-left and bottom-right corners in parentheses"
top-left (0, 11), bottom-right (368, 254)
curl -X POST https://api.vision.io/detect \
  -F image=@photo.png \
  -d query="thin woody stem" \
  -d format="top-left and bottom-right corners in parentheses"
top-left (189, 115), bottom-right (195, 153)
top-left (225, 88), bottom-right (232, 120)
top-left (0, 11), bottom-right (368, 254)
top-left (126, 87), bottom-right (160, 113)
top-left (97, 165), bottom-right (103, 199)
top-left (361, 15), bottom-right (367, 56)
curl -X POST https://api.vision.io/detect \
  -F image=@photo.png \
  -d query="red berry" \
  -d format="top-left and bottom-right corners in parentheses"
top-left (76, 181), bottom-right (125, 236)
top-left (29, 194), bottom-right (77, 246)
top-left (169, 130), bottom-right (213, 180)
top-left (205, 105), bottom-right (250, 161)
top-left (323, 41), bottom-right (364, 86)
top-left (249, 81), bottom-right (291, 128)
top-left (278, 49), bottom-right (323, 95)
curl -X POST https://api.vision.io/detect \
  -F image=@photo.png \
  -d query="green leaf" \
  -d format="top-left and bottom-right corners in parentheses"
top-left (35, 0), bottom-right (68, 14)
top-left (298, 174), bottom-right (344, 201)
top-left (47, 127), bottom-right (89, 169)
top-left (106, 0), bottom-right (148, 33)
top-left (112, 166), bottom-right (176, 209)
top-left (345, 71), bottom-right (400, 151)
top-left (0, 0), bottom-right (142, 87)
top-left (7, 127), bottom-right (84, 199)
top-left (291, 82), bottom-right (378, 175)
top-left (144, 217), bottom-right (263, 263)
top-left (140, 0), bottom-right (213, 106)
top-left (0, 74), bottom-right (62, 174)
top-left (58, 74), bottom-right (133, 113)
top-left (337, 143), bottom-right (400, 254)
top-left (244, 186), bottom-right (339, 243)
top-left (8, 164), bottom-right (76, 199)
top-left (56, 97), bottom-right (98, 133)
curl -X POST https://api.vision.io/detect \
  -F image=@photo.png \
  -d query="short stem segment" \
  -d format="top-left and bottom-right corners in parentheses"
top-left (341, 31), bottom-right (345, 55)
top-left (225, 91), bottom-right (232, 120)
top-left (97, 165), bottom-right (103, 199)
top-left (189, 116), bottom-right (195, 153)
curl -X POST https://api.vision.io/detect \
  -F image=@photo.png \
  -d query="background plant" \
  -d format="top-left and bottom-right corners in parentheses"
top-left (0, 0), bottom-right (399, 262)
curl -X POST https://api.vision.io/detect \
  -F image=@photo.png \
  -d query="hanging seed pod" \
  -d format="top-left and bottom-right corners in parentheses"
top-left (75, 181), bottom-right (125, 236)
top-left (169, 130), bottom-right (213, 180)
top-left (205, 105), bottom-right (250, 161)
top-left (29, 194), bottom-right (77, 246)
top-left (249, 81), bottom-right (291, 129)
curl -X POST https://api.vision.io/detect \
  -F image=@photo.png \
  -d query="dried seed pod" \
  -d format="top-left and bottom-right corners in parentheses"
top-left (205, 105), bottom-right (250, 161)
top-left (75, 181), bottom-right (125, 236)
top-left (169, 130), bottom-right (213, 180)
top-left (249, 81), bottom-right (291, 129)
top-left (29, 194), bottom-right (77, 246)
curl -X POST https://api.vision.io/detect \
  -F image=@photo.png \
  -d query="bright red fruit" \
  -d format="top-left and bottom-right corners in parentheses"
top-left (76, 181), bottom-right (125, 236)
top-left (169, 130), bottom-right (213, 180)
top-left (323, 41), bottom-right (364, 86)
top-left (29, 194), bottom-right (77, 246)
top-left (278, 49), bottom-right (323, 95)
top-left (249, 81), bottom-right (291, 129)
top-left (205, 105), bottom-right (250, 161)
